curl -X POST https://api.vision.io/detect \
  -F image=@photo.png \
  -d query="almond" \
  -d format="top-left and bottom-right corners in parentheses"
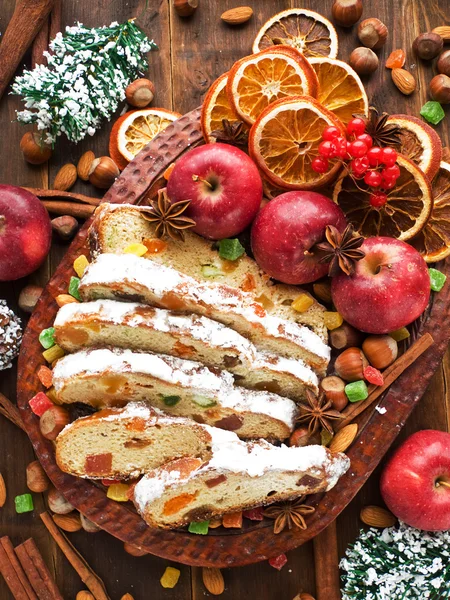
top-left (360, 505), bottom-right (397, 528)
top-left (77, 151), bottom-right (95, 181)
top-left (0, 473), bottom-right (6, 507)
top-left (26, 460), bottom-right (50, 493)
top-left (432, 26), bottom-right (450, 41)
top-left (76, 592), bottom-right (94, 600)
top-left (329, 423), bottom-right (358, 453)
top-left (55, 294), bottom-right (80, 307)
top-left (120, 595), bottom-right (134, 600)
top-left (221, 6), bottom-right (253, 25)
top-left (391, 68), bottom-right (416, 95)
top-left (53, 163), bottom-right (78, 191)
top-left (202, 567), bottom-right (225, 595)
top-left (52, 512), bottom-right (82, 532)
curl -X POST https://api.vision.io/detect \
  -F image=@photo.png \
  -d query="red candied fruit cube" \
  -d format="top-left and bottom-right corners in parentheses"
top-left (101, 478), bottom-right (122, 487)
top-left (363, 366), bottom-right (384, 386)
top-left (29, 392), bottom-right (53, 417)
top-left (269, 553), bottom-right (288, 570)
top-left (243, 506), bottom-right (264, 521)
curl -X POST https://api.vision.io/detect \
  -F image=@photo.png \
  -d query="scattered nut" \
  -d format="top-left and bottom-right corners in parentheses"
top-left (331, 0), bottom-right (363, 28)
top-left (335, 347), bottom-right (369, 381)
top-left (432, 26), bottom-right (450, 42)
top-left (80, 513), bottom-right (101, 533)
top-left (330, 322), bottom-right (363, 350)
top-left (53, 163), bottom-right (78, 191)
top-left (362, 335), bottom-right (398, 369)
top-left (293, 594), bottom-right (316, 600)
top-left (173, 0), bottom-right (198, 17)
top-left (55, 294), bottom-right (79, 307)
top-left (88, 157), bottom-right (120, 189)
top-left (312, 280), bottom-right (332, 304)
top-left (52, 512), bottom-right (82, 532)
top-left (20, 132), bottom-right (52, 165)
top-left (413, 32), bottom-right (443, 60)
top-left (123, 542), bottom-right (149, 556)
top-left (430, 73), bottom-right (450, 103)
top-left (202, 567), bottom-right (225, 595)
top-left (77, 151), bottom-right (96, 181)
top-left (39, 405), bottom-right (70, 440)
top-left (349, 47), bottom-right (379, 75)
top-left (125, 78), bottom-right (155, 108)
top-left (360, 505), bottom-right (397, 528)
top-left (329, 423), bottom-right (358, 453)
top-left (51, 215), bottom-right (79, 241)
top-left (26, 460), bottom-right (50, 493)
top-left (18, 285), bottom-right (43, 313)
top-left (321, 375), bottom-right (349, 411)
top-left (120, 595), bottom-right (134, 600)
top-left (221, 6), bottom-right (253, 25)
top-left (357, 18), bottom-right (388, 49)
top-left (0, 474), bottom-right (6, 508)
top-left (76, 592), bottom-right (94, 600)
top-left (437, 49), bottom-right (450, 76)
top-left (47, 486), bottom-right (75, 515)
top-left (289, 427), bottom-right (313, 447)
top-left (391, 68), bottom-right (416, 95)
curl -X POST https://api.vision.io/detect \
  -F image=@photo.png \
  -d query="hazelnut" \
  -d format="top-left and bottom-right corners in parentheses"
top-left (20, 132), bottom-right (52, 165)
top-left (331, 0), bottom-right (363, 28)
top-left (52, 512), bottom-right (82, 532)
top-left (437, 49), bottom-right (450, 77)
top-left (334, 347), bottom-right (369, 382)
top-left (88, 157), bottom-right (120, 189)
top-left (47, 486), bottom-right (75, 515)
top-left (80, 513), bottom-right (101, 533)
top-left (51, 215), bottom-right (79, 241)
top-left (289, 427), bottom-right (314, 447)
top-left (26, 460), bottom-right (50, 492)
top-left (76, 593), bottom-right (95, 600)
top-left (357, 18), bottom-right (388, 49)
top-left (413, 32), bottom-right (443, 60)
top-left (18, 284), bottom-right (43, 313)
top-left (329, 322), bottom-right (363, 350)
top-left (320, 375), bottom-right (349, 411)
top-left (349, 47), bottom-right (379, 75)
top-left (125, 78), bottom-right (155, 108)
top-left (40, 405), bottom-right (70, 440)
top-left (430, 74), bottom-right (450, 104)
top-left (173, 0), bottom-right (198, 17)
top-left (362, 335), bottom-right (398, 369)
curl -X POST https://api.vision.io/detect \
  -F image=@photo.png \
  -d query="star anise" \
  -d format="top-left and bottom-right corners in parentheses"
top-left (315, 224), bottom-right (365, 277)
top-left (141, 188), bottom-right (196, 242)
top-left (210, 119), bottom-right (249, 150)
top-left (354, 106), bottom-right (401, 148)
top-left (296, 389), bottom-right (343, 435)
top-left (263, 497), bottom-right (315, 534)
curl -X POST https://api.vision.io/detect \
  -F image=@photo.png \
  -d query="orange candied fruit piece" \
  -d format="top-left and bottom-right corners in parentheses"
top-left (386, 49), bottom-right (406, 69)
top-left (163, 162), bottom-right (176, 180)
top-left (222, 511), bottom-right (243, 528)
top-left (143, 238), bottom-right (167, 254)
top-left (37, 365), bottom-right (53, 389)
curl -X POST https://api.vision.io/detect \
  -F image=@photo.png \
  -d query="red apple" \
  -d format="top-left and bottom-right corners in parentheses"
top-left (331, 237), bottom-right (430, 334)
top-left (0, 185), bottom-right (52, 281)
top-left (166, 143), bottom-right (262, 239)
top-left (381, 430), bottom-right (450, 531)
top-left (250, 191), bottom-right (347, 284)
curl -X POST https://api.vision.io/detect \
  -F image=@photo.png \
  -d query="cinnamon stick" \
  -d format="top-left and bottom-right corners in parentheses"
top-left (24, 188), bottom-right (102, 206)
top-left (0, 393), bottom-right (26, 431)
top-left (15, 539), bottom-right (63, 600)
top-left (39, 512), bottom-right (110, 600)
top-left (313, 522), bottom-right (341, 600)
top-left (0, 0), bottom-right (55, 100)
top-left (335, 333), bottom-right (434, 431)
top-left (0, 537), bottom-right (37, 600)
top-left (42, 201), bottom-right (96, 219)
top-left (49, 0), bottom-right (62, 42)
top-left (32, 19), bottom-right (50, 69)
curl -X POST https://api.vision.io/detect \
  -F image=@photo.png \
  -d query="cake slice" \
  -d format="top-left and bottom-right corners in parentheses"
top-left (54, 300), bottom-right (319, 400)
top-left (132, 440), bottom-right (350, 529)
top-left (88, 203), bottom-right (327, 340)
top-left (55, 403), bottom-right (239, 479)
top-left (79, 253), bottom-right (330, 373)
top-left (52, 348), bottom-right (297, 440)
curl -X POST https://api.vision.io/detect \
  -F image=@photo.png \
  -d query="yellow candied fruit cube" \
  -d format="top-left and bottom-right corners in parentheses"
top-left (323, 311), bottom-right (344, 330)
top-left (123, 243), bottom-right (148, 257)
top-left (73, 255), bottom-right (90, 278)
top-left (42, 344), bottom-right (65, 364)
top-left (106, 483), bottom-right (130, 502)
top-left (160, 566), bottom-right (181, 589)
top-left (291, 293), bottom-right (314, 313)
top-left (389, 327), bottom-right (410, 342)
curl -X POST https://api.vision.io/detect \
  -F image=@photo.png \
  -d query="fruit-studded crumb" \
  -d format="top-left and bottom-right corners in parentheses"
top-left (0, 300), bottom-right (22, 371)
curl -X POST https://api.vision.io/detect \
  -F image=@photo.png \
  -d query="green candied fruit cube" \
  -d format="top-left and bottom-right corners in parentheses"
top-left (39, 327), bottom-right (56, 349)
top-left (15, 493), bottom-right (34, 514)
top-left (201, 264), bottom-right (223, 278)
top-left (218, 238), bottom-right (245, 261)
top-left (345, 380), bottom-right (368, 403)
top-left (420, 101), bottom-right (445, 125)
top-left (429, 268), bottom-right (447, 292)
top-left (188, 520), bottom-right (209, 535)
top-left (161, 395), bottom-right (181, 407)
top-left (68, 276), bottom-right (81, 300)
top-left (192, 395), bottom-right (217, 408)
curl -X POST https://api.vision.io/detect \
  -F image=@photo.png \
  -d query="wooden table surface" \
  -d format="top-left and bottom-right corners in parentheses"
top-left (1, 0), bottom-right (450, 598)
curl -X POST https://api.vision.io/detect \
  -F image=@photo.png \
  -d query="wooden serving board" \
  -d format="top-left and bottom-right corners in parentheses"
top-left (16, 108), bottom-right (450, 568)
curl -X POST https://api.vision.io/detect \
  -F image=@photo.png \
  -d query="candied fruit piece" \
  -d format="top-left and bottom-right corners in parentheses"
top-left (429, 268), bottom-right (446, 292)
top-left (73, 254), bottom-right (89, 277)
top-left (123, 243), bottom-right (148, 256)
top-left (389, 327), bottom-right (410, 342)
top-left (164, 493), bottom-right (198, 516)
top-left (15, 493), bottom-right (34, 514)
top-left (386, 49), bottom-right (406, 69)
top-left (269, 554), bottom-right (288, 570)
top-left (243, 507), bottom-right (264, 521)
top-left (68, 276), bottom-right (81, 301)
top-left (160, 566), bottom-right (181, 588)
top-left (291, 293), bottom-right (314, 313)
top-left (143, 238), bottom-right (167, 254)
top-left (219, 238), bottom-right (245, 261)
top-left (345, 380), bottom-right (368, 402)
top-left (106, 483), bottom-right (130, 502)
top-left (85, 453), bottom-right (113, 476)
top-left (37, 365), bottom-right (53, 388)
top-left (42, 344), bottom-right (65, 364)
top-left (222, 511), bottom-right (243, 528)
top-left (29, 392), bottom-right (53, 416)
top-left (420, 101), bottom-right (445, 125)
top-left (363, 366), bottom-right (384, 386)
top-left (323, 311), bottom-right (344, 330)
top-left (39, 327), bottom-right (56, 349)
top-left (188, 520), bottom-right (209, 535)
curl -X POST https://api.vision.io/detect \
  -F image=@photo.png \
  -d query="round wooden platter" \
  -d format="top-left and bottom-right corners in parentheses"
top-left (17, 107), bottom-right (450, 568)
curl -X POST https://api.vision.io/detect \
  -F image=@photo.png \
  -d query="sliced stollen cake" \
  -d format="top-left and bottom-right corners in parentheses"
top-left (54, 300), bottom-right (319, 400)
top-left (132, 436), bottom-right (351, 529)
top-left (51, 348), bottom-right (297, 440)
top-left (78, 254), bottom-right (330, 373)
top-left (88, 203), bottom-right (327, 341)
top-left (55, 403), bottom-right (239, 479)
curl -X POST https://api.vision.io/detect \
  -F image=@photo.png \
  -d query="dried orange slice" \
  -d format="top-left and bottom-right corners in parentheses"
top-left (249, 95), bottom-right (345, 190)
top-left (309, 57), bottom-right (369, 126)
top-left (109, 108), bottom-right (181, 170)
top-left (332, 154), bottom-right (433, 241)
top-left (227, 46), bottom-right (318, 126)
top-left (201, 72), bottom-right (243, 144)
top-left (411, 161), bottom-right (450, 262)
top-left (386, 114), bottom-right (442, 180)
top-left (252, 9), bottom-right (338, 58)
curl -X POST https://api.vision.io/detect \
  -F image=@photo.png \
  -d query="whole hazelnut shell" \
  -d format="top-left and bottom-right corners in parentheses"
top-left (357, 18), bottom-right (388, 49)
top-left (331, 0), bottom-right (363, 28)
top-left (349, 47), bottom-right (379, 75)
top-left (335, 347), bottom-right (369, 382)
top-left (438, 49), bottom-right (450, 77)
top-left (413, 32), bottom-right (443, 60)
top-left (362, 335), bottom-right (398, 369)
top-left (20, 132), bottom-right (52, 165)
top-left (430, 74), bottom-right (450, 104)
top-left (125, 78), bottom-right (155, 108)
top-left (89, 157), bottom-right (120, 189)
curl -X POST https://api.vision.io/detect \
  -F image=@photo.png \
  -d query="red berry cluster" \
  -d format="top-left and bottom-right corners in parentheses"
top-left (311, 118), bottom-right (400, 208)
